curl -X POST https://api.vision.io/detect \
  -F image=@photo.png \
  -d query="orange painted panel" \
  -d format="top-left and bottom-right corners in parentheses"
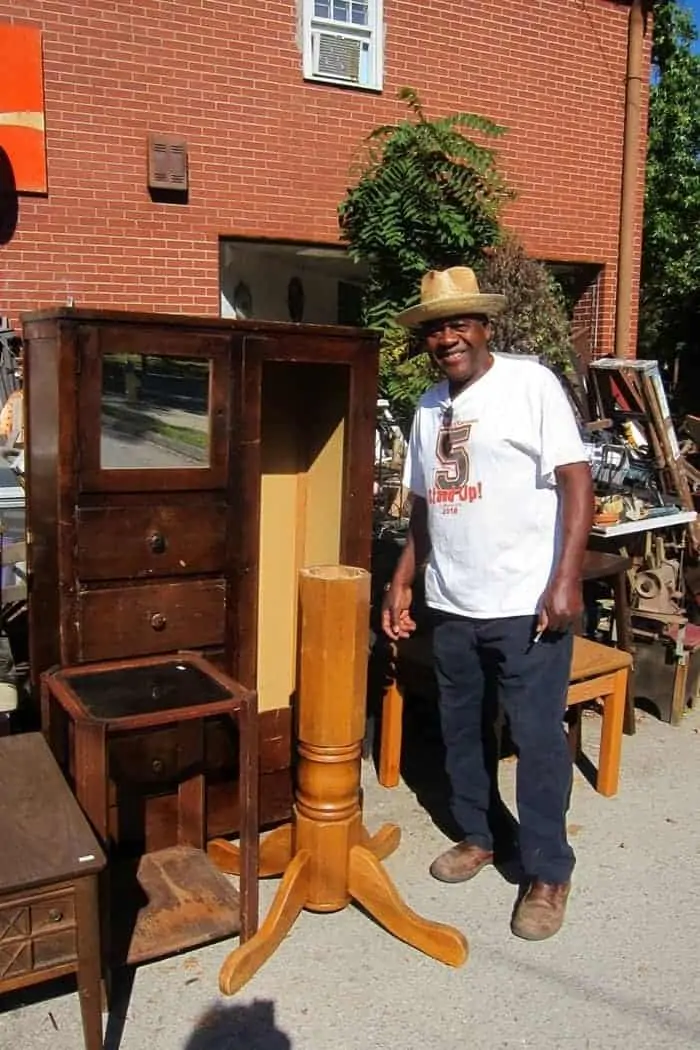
top-left (0, 24), bottom-right (47, 193)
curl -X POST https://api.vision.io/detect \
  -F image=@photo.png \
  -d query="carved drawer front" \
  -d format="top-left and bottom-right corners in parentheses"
top-left (0, 902), bottom-right (30, 942)
top-left (77, 578), bottom-right (226, 661)
top-left (0, 889), bottom-right (77, 979)
top-left (76, 502), bottom-right (226, 581)
top-left (32, 929), bottom-right (77, 969)
top-left (0, 902), bottom-right (30, 978)
top-left (0, 940), bottom-right (32, 979)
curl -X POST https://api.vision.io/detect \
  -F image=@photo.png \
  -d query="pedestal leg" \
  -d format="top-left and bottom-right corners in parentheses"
top-left (209, 823), bottom-right (293, 878)
top-left (361, 823), bottom-right (401, 861)
top-left (348, 845), bottom-right (468, 967)
top-left (218, 850), bottom-right (311, 996)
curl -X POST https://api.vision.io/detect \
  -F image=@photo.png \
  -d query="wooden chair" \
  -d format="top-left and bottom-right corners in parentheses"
top-left (565, 636), bottom-right (632, 797)
top-left (378, 635), bottom-right (632, 798)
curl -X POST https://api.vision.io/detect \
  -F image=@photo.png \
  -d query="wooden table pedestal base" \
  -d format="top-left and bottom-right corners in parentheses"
top-left (210, 819), bottom-right (467, 996)
top-left (209, 565), bottom-right (467, 996)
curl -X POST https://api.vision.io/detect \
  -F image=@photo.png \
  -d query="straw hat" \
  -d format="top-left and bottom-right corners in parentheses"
top-left (395, 266), bottom-right (507, 329)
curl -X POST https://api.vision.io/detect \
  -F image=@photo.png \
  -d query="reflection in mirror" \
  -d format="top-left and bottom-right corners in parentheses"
top-left (100, 354), bottom-right (210, 470)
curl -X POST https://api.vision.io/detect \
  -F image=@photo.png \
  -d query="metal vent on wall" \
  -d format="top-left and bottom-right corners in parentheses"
top-left (147, 134), bottom-right (188, 191)
top-left (312, 32), bottom-right (362, 82)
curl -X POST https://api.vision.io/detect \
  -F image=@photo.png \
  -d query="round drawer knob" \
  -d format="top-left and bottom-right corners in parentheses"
top-left (149, 532), bottom-right (167, 555)
top-left (150, 612), bottom-right (167, 631)
top-left (152, 758), bottom-right (164, 774)
top-left (48, 908), bottom-right (63, 923)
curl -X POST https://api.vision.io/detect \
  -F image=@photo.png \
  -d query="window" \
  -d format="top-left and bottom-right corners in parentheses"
top-left (302, 0), bottom-right (383, 91)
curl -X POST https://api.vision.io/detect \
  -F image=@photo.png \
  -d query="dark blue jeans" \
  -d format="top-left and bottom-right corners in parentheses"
top-left (431, 612), bottom-right (575, 884)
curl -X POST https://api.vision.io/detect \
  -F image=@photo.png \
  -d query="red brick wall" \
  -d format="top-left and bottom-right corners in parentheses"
top-left (2, 1), bottom-right (650, 355)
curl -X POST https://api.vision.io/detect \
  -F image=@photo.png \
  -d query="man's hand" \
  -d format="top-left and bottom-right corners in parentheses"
top-left (536, 574), bottom-right (583, 635)
top-left (381, 582), bottom-right (417, 641)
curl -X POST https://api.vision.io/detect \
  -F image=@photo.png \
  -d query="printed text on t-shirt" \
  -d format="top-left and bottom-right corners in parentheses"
top-left (427, 421), bottom-right (483, 510)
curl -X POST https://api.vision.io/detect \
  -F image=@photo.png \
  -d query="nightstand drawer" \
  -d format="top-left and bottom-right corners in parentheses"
top-left (77, 502), bottom-right (227, 581)
top-left (110, 726), bottom-right (183, 787)
top-left (77, 578), bottom-right (226, 661)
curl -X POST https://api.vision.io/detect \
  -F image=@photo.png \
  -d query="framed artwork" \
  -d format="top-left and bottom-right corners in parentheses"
top-left (0, 24), bottom-right (48, 194)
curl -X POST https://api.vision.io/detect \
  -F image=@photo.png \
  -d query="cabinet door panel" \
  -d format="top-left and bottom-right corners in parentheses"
top-left (76, 324), bottom-right (234, 492)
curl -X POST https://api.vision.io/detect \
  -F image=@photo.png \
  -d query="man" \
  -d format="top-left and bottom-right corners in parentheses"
top-left (382, 266), bottom-right (594, 941)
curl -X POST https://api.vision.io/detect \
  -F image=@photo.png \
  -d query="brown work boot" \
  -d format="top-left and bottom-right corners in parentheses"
top-left (511, 880), bottom-right (571, 941)
top-left (429, 841), bottom-right (494, 883)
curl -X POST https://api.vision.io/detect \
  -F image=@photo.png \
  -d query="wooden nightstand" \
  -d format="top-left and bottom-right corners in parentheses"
top-left (0, 733), bottom-right (106, 1050)
top-left (40, 652), bottom-right (259, 967)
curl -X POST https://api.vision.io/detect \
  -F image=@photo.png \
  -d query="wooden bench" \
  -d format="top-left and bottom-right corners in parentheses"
top-left (379, 635), bottom-right (632, 798)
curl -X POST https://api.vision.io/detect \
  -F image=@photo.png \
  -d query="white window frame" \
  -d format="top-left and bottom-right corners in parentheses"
top-left (301, 0), bottom-right (384, 92)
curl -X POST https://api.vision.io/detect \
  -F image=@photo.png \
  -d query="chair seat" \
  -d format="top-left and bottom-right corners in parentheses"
top-left (570, 636), bottom-right (632, 682)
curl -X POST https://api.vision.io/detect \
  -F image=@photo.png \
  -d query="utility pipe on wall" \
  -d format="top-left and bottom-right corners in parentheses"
top-left (614, 0), bottom-right (648, 358)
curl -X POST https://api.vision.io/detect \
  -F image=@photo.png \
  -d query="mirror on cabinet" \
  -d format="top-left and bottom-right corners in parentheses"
top-left (100, 354), bottom-right (210, 470)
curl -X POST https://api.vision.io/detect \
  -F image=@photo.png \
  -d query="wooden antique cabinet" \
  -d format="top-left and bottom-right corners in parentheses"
top-left (22, 308), bottom-right (379, 847)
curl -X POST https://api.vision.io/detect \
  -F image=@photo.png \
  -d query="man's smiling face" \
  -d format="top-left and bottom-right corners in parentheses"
top-left (421, 315), bottom-right (493, 387)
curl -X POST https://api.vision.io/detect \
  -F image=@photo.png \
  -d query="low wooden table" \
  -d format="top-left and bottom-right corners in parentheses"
top-left (0, 733), bottom-right (106, 1050)
top-left (40, 651), bottom-right (259, 968)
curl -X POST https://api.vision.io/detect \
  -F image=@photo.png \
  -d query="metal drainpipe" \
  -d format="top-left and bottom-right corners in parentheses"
top-left (614, 0), bottom-right (648, 358)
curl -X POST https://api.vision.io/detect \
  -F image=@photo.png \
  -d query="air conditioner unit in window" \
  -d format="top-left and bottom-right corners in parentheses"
top-left (311, 31), bottom-right (362, 83)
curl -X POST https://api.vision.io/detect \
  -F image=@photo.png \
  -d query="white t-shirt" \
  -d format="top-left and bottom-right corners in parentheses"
top-left (404, 354), bottom-right (588, 618)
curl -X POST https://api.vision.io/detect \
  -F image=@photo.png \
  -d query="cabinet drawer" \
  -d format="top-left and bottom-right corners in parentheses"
top-left (77, 579), bottom-right (226, 661)
top-left (77, 502), bottom-right (227, 580)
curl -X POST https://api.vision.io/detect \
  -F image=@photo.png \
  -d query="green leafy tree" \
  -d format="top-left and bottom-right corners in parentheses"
top-left (640, 0), bottom-right (700, 381)
top-left (477, 237), bottom-right (573, 368)
top-left (338, 88), bottom-right (509, 430)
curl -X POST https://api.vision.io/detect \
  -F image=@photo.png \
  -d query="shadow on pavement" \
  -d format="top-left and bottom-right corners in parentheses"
top-left (184, 1000), bottom-right (292, 1050)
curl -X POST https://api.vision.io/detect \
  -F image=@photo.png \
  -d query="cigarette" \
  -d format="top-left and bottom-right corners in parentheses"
top-left (532, 629), bottom-right (544, 644)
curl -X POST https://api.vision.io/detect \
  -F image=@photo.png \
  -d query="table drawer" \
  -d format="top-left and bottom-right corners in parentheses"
top-left (31, 891), bottom-right (75, 933)
top-left (77, 502), bottom-right (227, 581)
top-left (77, 579), bottom-right (226, 661)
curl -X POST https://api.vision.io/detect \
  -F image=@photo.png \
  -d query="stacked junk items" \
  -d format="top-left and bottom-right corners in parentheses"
top-left (563, 356), bottom-right (700, 724)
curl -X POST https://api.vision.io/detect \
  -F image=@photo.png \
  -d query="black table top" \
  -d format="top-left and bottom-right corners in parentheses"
top-left (61, 658), bottom-right (232, 721)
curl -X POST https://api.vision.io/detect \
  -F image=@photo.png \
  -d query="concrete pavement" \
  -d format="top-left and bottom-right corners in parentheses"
top-left (2, 705), bottom-right (699, 1050)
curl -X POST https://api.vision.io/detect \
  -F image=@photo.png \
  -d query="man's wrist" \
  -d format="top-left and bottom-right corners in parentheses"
top-left (386, 578), bottom-right (411, 592)
top-left (551, 568), bottom-right (582, 587)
